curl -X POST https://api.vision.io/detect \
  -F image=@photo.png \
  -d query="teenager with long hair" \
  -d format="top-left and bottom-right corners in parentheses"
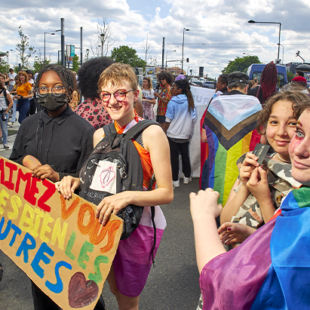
top-left (142, 76), bottom-right (156, 120)
top-left (12, 71), bottom-right (33, 123)
top-left (249, 62), bottom-right (278, 105)
top-left (163, 78), bottom-right (197, 187)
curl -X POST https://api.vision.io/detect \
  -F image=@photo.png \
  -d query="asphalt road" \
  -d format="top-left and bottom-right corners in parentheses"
top-left (0, 130), bottom-right (201, 310)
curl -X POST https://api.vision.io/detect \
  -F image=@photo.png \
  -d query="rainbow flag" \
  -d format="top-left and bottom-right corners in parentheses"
top-left (200, 187), bottom-right (310, 309)
top-left (203, 94), bottom-right (261, 205)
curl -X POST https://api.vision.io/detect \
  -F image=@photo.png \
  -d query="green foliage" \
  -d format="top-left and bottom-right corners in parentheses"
top-left (111, 46), bottom-right (146, 69)
top-left (287, 71), bottom-right (294, 82)
top-left (0, 58), bottom-right (8, 73)
top-left (16, 25), bottom-right (36, 69)
top-left (33, 59), bottom-right (51, 72)
top-left (222, 56), bottom-right (261, 74)
top-left (72, 55), bottom-right (79, 72)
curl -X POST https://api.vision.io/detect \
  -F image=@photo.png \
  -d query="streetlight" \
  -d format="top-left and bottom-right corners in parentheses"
top-left (166, 50), bottom-right (176, 70)
top-left (181, 28), bottom-right (190, 72)
top-left (86, 49), bottom-right (90, 61)
top-left (100, 33), bottom-right (105, 57)
top-left (248, 20), bottom-right (281, 61)
top-left (44, 30), bottom-right (61, 64)
top-left (278, 44), bottom-right (284, 64)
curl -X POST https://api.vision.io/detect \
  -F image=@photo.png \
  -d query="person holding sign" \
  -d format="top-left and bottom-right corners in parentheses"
top-left (9, 65), bottom-right (104, 310)
top-left (58, 63), bottom-right (173, 310)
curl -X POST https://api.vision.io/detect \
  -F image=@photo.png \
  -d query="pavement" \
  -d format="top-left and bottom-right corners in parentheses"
top-left (0, 119), bottom-right (202, 310)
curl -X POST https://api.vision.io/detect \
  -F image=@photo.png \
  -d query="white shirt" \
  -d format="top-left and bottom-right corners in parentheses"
top-left (8, 73), bottom-right (16, 86)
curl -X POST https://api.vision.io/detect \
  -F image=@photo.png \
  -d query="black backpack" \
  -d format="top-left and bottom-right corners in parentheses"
top-left (79, 120), bottom-right (159, 241)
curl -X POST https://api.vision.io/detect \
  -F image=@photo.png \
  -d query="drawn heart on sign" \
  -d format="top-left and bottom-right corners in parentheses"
top-left (68, 272), bottom-right (99, 308)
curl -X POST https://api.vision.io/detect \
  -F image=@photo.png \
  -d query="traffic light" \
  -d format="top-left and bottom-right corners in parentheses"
top-left (186, 58), bottom-right (189, 62)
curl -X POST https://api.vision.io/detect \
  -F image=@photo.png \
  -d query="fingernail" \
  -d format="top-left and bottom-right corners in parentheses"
top-left (227, 227), bottom-right (231, 231)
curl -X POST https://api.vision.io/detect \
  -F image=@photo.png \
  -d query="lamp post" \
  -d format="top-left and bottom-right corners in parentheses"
top-left (44, 30), bottom-right (61, 64)
top-left (86, 49), bottom-right (90, 61)
top-left (278, 44), bottom-right (284, 64)
top-left (166, 50), bottom-right (176, 71)
top-left (181, 28), bottom-right (190, 72)
top-left (248, 20), bottom-right (281, 61)
top-left (100, 33), bottom-right (105, 57)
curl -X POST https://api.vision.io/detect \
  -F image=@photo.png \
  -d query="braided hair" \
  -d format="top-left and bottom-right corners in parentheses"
top-left (260, 62), bottom-right (278, 104)
top-left (174, 79), bottom-right (195, 113)
top-left (34, 65), bottom-right (75, 100)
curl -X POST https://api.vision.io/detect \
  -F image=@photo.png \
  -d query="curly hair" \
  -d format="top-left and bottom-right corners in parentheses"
top-left (256, 91), bottom-right (309, 134)
top-left (157, 71), bottom-right (174, 85)
top-left (78, 57), bottom-right (114, 99)
top-left (260, 62), bottom-right (278, 104)
top-left (34, 65), bottom-right (75, 100)
top-left (174, 79), bottom-right (195, 113)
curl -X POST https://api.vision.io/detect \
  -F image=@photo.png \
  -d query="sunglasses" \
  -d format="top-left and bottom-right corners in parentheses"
top-left (99, 89), bottom-right (134, 102)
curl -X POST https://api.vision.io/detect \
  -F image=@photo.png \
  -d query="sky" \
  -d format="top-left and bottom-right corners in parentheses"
top-left (1, 0), bottom-right (309, 78)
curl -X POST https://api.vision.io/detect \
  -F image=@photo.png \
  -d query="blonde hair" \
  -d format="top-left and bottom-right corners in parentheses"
top-left (98, 63), bottom-right (138, 90)
top-left (18, 71), bottom-right (28, 85)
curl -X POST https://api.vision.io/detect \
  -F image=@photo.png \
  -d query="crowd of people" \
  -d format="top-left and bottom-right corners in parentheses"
top-left (1, 58), bottom-right (310, 310)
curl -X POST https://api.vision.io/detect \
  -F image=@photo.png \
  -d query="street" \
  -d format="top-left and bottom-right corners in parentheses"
top-left (0, 131), bottom-right (201, 310)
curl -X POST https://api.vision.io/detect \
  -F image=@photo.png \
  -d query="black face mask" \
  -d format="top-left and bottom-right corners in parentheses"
top-left (37, 93), bottom-right (68, 111)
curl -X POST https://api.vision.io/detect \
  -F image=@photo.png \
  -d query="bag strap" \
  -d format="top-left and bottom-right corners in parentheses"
top-left (124, 120), bottom-right (159, 140)
top-left (147, 173), bottom-right (157, 266)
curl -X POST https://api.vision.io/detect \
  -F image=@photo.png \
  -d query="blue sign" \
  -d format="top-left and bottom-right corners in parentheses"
top-left (70, 45), bottom-right (75, 57)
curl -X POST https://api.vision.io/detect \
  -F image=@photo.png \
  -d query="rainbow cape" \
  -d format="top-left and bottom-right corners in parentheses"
top-left (203, 94), bottom-right (261, 205)
top-left (200, 187), bottom-right (310, 309)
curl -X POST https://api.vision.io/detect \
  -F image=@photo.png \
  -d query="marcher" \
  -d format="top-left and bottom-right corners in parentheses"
top-left (219, 91), bottom-right (308, 245)
top-left (190, 99), bottom-right (310, 310)
top-left (0, 74), bottom-right (13, 149)
top-left (12, 71), bottom-right (32, 123)
top-left (8, 68), bottom-right (16, 92)
top-left (163, 78), bottom-right (197, 187)
top-left (8, 75), bottom-right (18, 126)
top-left (75, 57), bottom-right (113, 129)
top-left (154, 71), bottom-right (173, 126)
top-left (10, 64), bottom-right (99, 310)
top-left (248, 62), bottom-right (278, 105)
top-left (58, 63), bottom-right (173, 310)
top-left (202, 71), bottom-right (261, 206)
top-left (142, 77), bottom-right (156, 120)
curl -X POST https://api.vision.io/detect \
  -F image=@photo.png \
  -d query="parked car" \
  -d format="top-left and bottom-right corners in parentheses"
top-left (202, 81), bottom-right (216, 89)
top-left (247, 64), bottom-right (288, 88)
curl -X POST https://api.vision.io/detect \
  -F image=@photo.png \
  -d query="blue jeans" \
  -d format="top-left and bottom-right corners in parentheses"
top-left (0, 111), bottom-right (8, 145)
top-left (11, 100), bottom-right (17, 123)
top-left (17, 99), bottom-right (30, 124)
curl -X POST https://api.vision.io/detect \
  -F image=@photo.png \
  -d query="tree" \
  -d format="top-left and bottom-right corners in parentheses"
top-left (142, 35), bottom-right (152, 64)
top-left (16, 26), bottom-right (36, 69)
top-left (111, 46), bottom-right (146, 69)
top-left (222, 56), bottom-right (261, 74)
top-left (72, 54), bottom-right (79, 72)
top-left (0, 57), bottom-right (8, 73)
top-left (33, 50), bottom-right (50, 72)
top-left (90, 18), bottom-right (114, 57)
top-left (287, 71), bottom-right (294, 82)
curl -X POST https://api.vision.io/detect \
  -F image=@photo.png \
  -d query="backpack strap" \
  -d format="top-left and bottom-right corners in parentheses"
top-left (124, 120), bottom-right (159, 140)
top-left (148, 174), bottom-right (157, 266)
top-left (103, 123), bottom-right (122, 149)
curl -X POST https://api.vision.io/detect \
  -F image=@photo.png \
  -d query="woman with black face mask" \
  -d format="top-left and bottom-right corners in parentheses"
top-left (9, 66), bottom-right (106, 309)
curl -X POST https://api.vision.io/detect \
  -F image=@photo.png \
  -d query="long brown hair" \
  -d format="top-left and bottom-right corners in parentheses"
top-left (17, 71), bottom-right (28, 86)
top-left (174, 79), bottom-right (195, 113)
top-left (143, 77), bottom-right (152, 90)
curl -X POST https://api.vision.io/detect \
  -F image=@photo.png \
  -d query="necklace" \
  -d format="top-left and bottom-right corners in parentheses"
top-left (276, 153), bottom-right (291, 164)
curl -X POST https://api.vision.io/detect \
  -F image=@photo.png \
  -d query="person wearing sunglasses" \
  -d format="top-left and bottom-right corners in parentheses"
top-left (154, 72), bottom-right (174, 126)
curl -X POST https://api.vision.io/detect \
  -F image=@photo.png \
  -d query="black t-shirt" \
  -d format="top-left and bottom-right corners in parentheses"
top-left (10, 106), bottom-right (95, 180)
top-left (248, 86), bottom-right (263, 104)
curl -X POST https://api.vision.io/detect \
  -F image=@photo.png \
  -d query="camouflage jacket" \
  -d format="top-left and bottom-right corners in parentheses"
top-left (231, 154), bottom-right (301, 228)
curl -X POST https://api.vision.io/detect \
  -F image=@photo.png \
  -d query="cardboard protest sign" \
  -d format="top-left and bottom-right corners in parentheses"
top-left (0, 157), bottom-right (123, 309)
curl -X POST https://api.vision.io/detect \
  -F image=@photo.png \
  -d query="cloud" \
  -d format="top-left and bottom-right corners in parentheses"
top-left (0, 0), bottom-right (309, 77)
